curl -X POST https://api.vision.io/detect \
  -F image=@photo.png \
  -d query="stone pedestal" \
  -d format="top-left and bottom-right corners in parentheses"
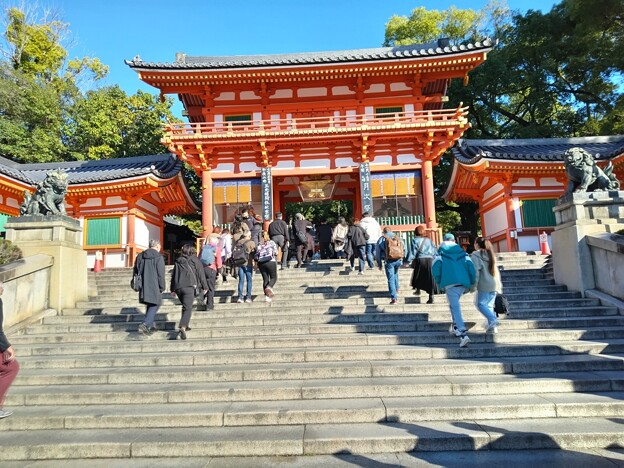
top-left (4, 215), bottom-right (88, 312)
top-left (552, 191), bottom-right (624, 296)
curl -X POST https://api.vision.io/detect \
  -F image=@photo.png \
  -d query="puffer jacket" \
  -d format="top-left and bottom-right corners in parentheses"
top-left (359, 217), bottom-right (382, 244)
top-left (431, 243), bottom-right (475, 290)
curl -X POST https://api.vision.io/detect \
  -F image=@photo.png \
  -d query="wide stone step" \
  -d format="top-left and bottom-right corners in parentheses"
top-left (10, 354), bottom-right (624, 387)
top-left (6, 371), bottom-right (624, 407)
top-left (13, 341), bottom-right (624, 370)
top-left (13, 328), bottom-right (624, 357)
top-left (3, 392), bottom-right (624, 432)
top-left (1, 416), bottom-right (623, 460)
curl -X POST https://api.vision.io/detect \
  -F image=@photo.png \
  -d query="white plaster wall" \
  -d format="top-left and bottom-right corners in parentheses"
top-left (301, 159), bottom-right (331, 169)
top-left (87, 252), bottom-right (125, 269)
top-left (390, 82), bottom-right (411, 92)
top-left (335, 157), bottom-right (357, 168)
top-left (135, 219), bottom-right (160, 249)
top-left (215, 92), bottom-right (235, 101)
top-left (371, 155), bottom-right (392, 165)
top-left (515, 178), bottom-right (536, 186)
top-left (397, 154), bottom-right (419, 164)
top-left (332, 86), bottom-right (353, 96)
top-left (274, 160), bottom-right (296, 169)
top-left (122, 216), bottom-right (128, 244)
top-left (483, 203), bottom-right (508, 236)
top-left (272, 89), bottom-right (293, 99)
top-left (365, 84), bottom-right (385, 93)
top-left (214, 163), bottom-right (236, 173)
top-left (239, 162), bottom-right (261, 172)
top-left (107, 196), bottom-right (124, 206)
top-left (81, 198), bottom-right (102, 207)
top-left (297, 87), bottom-right (327, 97)
top-left (517, 234), bottom-right (542, 252)
top-left (483, 183), bottom-right (502, 202)
top-left (253, 112), bottom-right (262, 122)
top-left (240, 91), bottom-right (260, 100)
top-left (541, 177), bottom-right (562, 186)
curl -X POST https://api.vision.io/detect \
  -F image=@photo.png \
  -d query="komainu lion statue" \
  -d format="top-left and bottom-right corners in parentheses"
top-left (564, 147), bottom-right (620, 194)
top-left (20, 169), bottom-right (69, 216)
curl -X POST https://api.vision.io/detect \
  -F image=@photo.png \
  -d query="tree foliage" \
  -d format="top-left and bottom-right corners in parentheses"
top-left (0, 4), bottom-right (176, 163)
top-left (385, 0), bottom-right (624, 235)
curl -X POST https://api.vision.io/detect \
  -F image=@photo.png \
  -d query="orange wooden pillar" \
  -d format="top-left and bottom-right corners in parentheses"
top-left (421, 159), bottom-right (437, 229)
top-left (201, 169), bottom-right (213, 236)
top-left (504, 192), bottom-right (518, 252)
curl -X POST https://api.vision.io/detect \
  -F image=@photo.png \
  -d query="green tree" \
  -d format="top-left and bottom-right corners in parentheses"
top-left (385, 1), bottom-right (624, 235)
top-left (64, 86), bottom-right (177, 160)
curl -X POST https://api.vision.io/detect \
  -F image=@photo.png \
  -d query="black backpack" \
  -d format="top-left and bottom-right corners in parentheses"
top-left (494, 293), bottom-right (510, 317)
top-left (231, 240), bottom-right (250, 266)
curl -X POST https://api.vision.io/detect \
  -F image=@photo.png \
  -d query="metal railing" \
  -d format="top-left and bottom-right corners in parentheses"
top-left (164, 107), bottom-right (468, 139)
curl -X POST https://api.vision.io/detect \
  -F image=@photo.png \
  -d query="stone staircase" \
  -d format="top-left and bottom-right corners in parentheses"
top-left (2, 252), bottom-right (624, 465)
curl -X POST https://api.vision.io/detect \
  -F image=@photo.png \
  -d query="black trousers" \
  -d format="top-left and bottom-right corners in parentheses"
top-left (204, 267), bottom-right (217, 309)
top-left (258, 261), bottom-right (278, 291)
top-left (176, 286), bottom-right (195, 329)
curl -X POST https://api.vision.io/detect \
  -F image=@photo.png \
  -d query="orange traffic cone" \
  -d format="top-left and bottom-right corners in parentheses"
top-left (539, 232), bottom-right (551, 255)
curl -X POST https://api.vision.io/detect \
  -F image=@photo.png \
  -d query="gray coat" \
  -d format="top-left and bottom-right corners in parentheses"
top-left (134, 248), bottom-right (166, 306)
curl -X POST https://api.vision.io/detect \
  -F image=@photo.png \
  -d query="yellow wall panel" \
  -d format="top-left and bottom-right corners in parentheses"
top-left (371, 179), bottom-right (382, 197)
top-left (213, 187), bottom-right (225, 204)
top-left (382, 178), bottom-right (395, 196)
top-left (238, 185), bottom-right (252, 203)
top-left (225, 185), bottom-right (238, 203)
top-left (395, 177), bottom-right (409, 196)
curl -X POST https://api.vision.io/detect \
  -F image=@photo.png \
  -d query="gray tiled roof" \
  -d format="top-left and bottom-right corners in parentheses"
top-left (0, 154), bottom-right (183, 186)
top-left (451, 136), bottom-right (624, 165)
top-left (125, 39), bottom-right (494, 70)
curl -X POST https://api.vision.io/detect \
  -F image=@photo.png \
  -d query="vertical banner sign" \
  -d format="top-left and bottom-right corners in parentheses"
top-left (359, 162), bottom-right (372, 215)
top-left (260, 167), bottom-right (273, 221)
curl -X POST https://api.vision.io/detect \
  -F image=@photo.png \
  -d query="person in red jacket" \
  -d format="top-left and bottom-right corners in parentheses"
top-left (0, 281), bottom-right (19, 419)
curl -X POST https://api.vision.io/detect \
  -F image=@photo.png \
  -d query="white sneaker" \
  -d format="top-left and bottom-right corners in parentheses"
top-left (0, 408), bottom-right (13, 419)
top-left (459, 335), bottom-right (471, 348)
top-left (486, 321), bottom-right (499, 334)
top-left (265, 296), bottom-right (272, 302)
top-left (245, 298), bottom-right (252, 303)
top-left (237, 298), bottom-right (244, 303)
top-left (449, 324), bottom-right (463, 337)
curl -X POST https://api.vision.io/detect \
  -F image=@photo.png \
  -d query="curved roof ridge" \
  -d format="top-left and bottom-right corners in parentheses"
top-left (126, 38), bottom-right (494, 70)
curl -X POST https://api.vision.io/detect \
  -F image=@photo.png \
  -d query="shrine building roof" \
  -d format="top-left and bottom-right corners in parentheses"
top-left (125, 39), bottom-right (494, 70)
top-left (451, 135), bottom-right (624, 165)
top-left (0, 154), bottom-right (183, 186)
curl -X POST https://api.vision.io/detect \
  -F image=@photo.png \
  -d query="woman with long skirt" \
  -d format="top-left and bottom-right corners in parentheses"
top-left (406, 225), bottom-right (438, 304)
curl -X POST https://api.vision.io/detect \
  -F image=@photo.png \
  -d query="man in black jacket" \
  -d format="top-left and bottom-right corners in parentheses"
top-left (268, 212), bottom-right (290, 270)
top-left (0, 281), bottom-right (19, 419)
top-left (134, 240), bottom-right (166, 335)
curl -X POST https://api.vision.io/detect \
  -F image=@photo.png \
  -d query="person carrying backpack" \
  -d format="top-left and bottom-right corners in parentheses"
top-left (432, 233), bottom-right (476, 348)
top-left (376, 227), bottom-right (406, 305)
top-left (256, 231), bottom-right (278, 302)
top-left (199, 234), bottom-right (222, 311)
top-left (233, 231), bottom-right (256, 303)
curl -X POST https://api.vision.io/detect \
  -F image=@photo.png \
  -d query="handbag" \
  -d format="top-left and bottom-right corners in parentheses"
top-left (130, 273), bottom-right (142, 292)
top-left (296, 230), bottom-right (307, 244)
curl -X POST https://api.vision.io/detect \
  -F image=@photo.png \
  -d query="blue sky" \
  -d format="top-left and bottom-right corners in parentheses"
top-left (43, 0), bottom-right (557, 118)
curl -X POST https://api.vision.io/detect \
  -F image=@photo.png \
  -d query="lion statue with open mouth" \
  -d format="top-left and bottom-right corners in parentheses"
top-left (20, 169), bottom-right (69, 216)
top-left (564, 147), bottom-right (620, 194)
